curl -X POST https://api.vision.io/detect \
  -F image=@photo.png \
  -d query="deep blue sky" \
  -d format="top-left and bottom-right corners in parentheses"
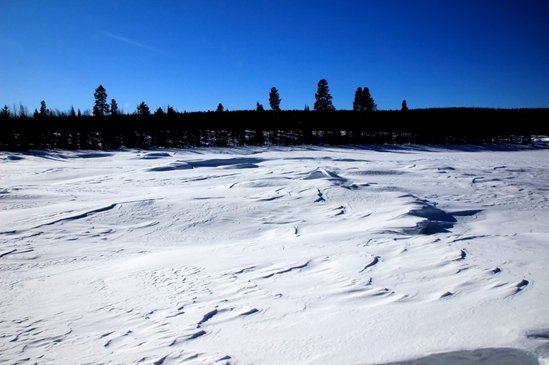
top-left (1, 1), bottom-right (548, 113)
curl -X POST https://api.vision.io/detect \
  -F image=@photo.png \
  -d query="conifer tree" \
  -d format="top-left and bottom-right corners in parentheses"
top-left (269, 87), bottom-right (281, 111)
top-left (93, 85), bottom-right (109, 116)
top-left (314, 79), bottom-right (335, 111)
top-left (110, 99), bottom-right (119, 115)
top-left (362, 87), bottom-right (376, 112)
top-left (0, 105), bottom-right (10, 119)
top-left (136, 101), bottom-right (150, 115)
top-left (353, 87), bottom-right (364, 112)
top-left (401, 100), bottom-right (408, 111)
top-left (216, 103), bottom-right (224, 112)
top-left (256, 102), bottom-right (265, 112)
top-left (39, 100), bottom-right (49, 117)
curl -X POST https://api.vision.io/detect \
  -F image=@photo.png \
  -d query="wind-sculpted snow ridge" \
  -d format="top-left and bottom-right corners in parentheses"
top-left (1, 146), bottom-right (548, 365)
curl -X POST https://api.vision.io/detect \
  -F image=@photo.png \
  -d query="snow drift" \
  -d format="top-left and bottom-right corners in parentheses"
top-left (1, 146), bottom-right (548, 364)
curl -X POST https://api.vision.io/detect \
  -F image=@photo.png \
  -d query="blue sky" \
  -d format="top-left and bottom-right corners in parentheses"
top-left (1, 0), bottom-right (548, 113)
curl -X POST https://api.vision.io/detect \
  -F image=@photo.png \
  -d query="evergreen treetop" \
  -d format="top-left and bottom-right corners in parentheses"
top-left (269, 87), bottom-right (281, 111)
top-left (314, 79), bottom-right (335, 111)
top-left (93, 85), bottom-right (109, 117)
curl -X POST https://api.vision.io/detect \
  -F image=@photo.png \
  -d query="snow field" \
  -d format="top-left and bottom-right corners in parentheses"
top-left (1, 146), bottom-right (548, 364)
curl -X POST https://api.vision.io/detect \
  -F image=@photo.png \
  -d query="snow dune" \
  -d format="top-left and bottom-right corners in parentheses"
top-left (1, 146), bottom-right (548, 364)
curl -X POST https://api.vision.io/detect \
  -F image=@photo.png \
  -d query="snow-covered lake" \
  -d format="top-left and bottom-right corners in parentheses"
top-left (1, 146), bottom-right (548, 365)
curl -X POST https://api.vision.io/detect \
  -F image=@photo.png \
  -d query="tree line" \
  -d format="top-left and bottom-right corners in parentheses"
top-left (1, 79), bottom-right (383, 120)
top-left (1, 79), bottom-right (548, 150)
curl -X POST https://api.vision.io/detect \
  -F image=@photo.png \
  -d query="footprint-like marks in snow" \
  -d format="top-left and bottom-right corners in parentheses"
top-left (315, 189), bottom-right (326, 203)
top-left (359, 256), bottom-right (380, 273)
top-left (197, 309), bottom-right (218, 328)
top-left (261, 260), bottom-right (311, 279)
top-left (515, 279), bottom-right (529, 293)
top-left (186, 330), bottom-right (207, 340)
top-left (440, 291), bottom-right (454, 299)
top-left (239, 308), bottom-right (259, 316)
top-left (456, 249), bottom-right (467, 261)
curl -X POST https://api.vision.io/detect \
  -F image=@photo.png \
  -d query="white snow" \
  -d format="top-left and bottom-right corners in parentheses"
top-left (1, 146), bottom-right (548, 365)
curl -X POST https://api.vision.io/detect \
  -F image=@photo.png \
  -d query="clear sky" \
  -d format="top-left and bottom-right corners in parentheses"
top-left (1, 0), bottom-right (548, 113)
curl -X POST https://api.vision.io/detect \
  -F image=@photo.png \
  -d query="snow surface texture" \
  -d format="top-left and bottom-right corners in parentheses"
top-left (1, 146), bottom-right (548, 365)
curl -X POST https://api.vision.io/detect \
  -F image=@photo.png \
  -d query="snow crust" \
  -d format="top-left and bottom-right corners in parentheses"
top-left (1, 146), bottom-right (548, 364)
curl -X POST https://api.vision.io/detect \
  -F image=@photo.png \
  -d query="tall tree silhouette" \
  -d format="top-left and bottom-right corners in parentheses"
top-left (0, 105), bottom-right (10, 119)
top-left (269, 87), bottom-right (281, 111)
top-left (93, 85), bottom-right (109, 116)
top-left (314, 79), bottom-right (335, 111)
top-left (216, 103), bottom-right (224, 112)
top-left (110, 99), bottom-right (119, 115)
top-left (136, 102), bottom-right (150, 115)
top-left (401, 100), bottom-right (408, 111)
top-left (256, 102), bottom-right (265, 112)
top-left (353, 87), bottom-right (376, 112)
top-left (362, 87), bottom-right (376, 112)
top-left (353, 87), bottom-right (364, 112)
top-left (39, 100), bottom-right (49, 117)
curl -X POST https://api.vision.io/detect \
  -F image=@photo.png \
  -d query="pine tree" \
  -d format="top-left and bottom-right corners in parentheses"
top-left (39, 100), bottom-right (49, 117)
top-left (362, 87), bottom-right (376, 112)
top-left (69, 106), bottom-right (76, 117)
top-left (136, 102), bottom-right (150, 115)
top-left (314, 79), bottom-right (335, 111)
top-left (154, 107), bottom-right (164, 115)
top-left (269, 87), bottom-right (281, 111)
top-left (353, 87), bottom-right (364, 112)
top-left (93, 85), bottom-right (109, 116)
top-left (256, 102), bottom-right (265, 112)
top-left (216, 103), bottom-right (224, 112)
top-left (166, 106), bottom-right (176, 115)
top-left (0, 105), bottom-right (10, 119)
top-left (110, 99), bottom-right (119, 115)
top-left (401, 100), bottom-right (408, 111)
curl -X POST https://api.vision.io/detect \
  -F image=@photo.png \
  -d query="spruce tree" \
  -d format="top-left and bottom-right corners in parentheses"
top-left (269, 87), bottom-right (281, 111)
top-left (353, 87), bottom-right (364, 112)
top-left (216, 103), bottom-right (224, 112)
top-left (256, 102), bottom-right (265, 112)
top-left (110, 99), bottom-right (119, 115)
top-left (93, 85), bottom-right (109, 116)
top-left (314, 79), bottom-right (335, 111)
top-left (39, 100), bottom-right (49, 117)
top-left (362, 87), bottom-right (376, 112)
top-left (401, 100), bottom-right (408, 111)
top-left (0, 105), bottom-right (10, 119)
top-left (136, 102), bottom-right (150, 115)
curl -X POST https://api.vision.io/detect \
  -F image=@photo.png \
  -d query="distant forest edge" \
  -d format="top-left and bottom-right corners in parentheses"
top-left (1, 82), bottom-right (548, 150)
top-left (2, 108), bottom-right (548, 150)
